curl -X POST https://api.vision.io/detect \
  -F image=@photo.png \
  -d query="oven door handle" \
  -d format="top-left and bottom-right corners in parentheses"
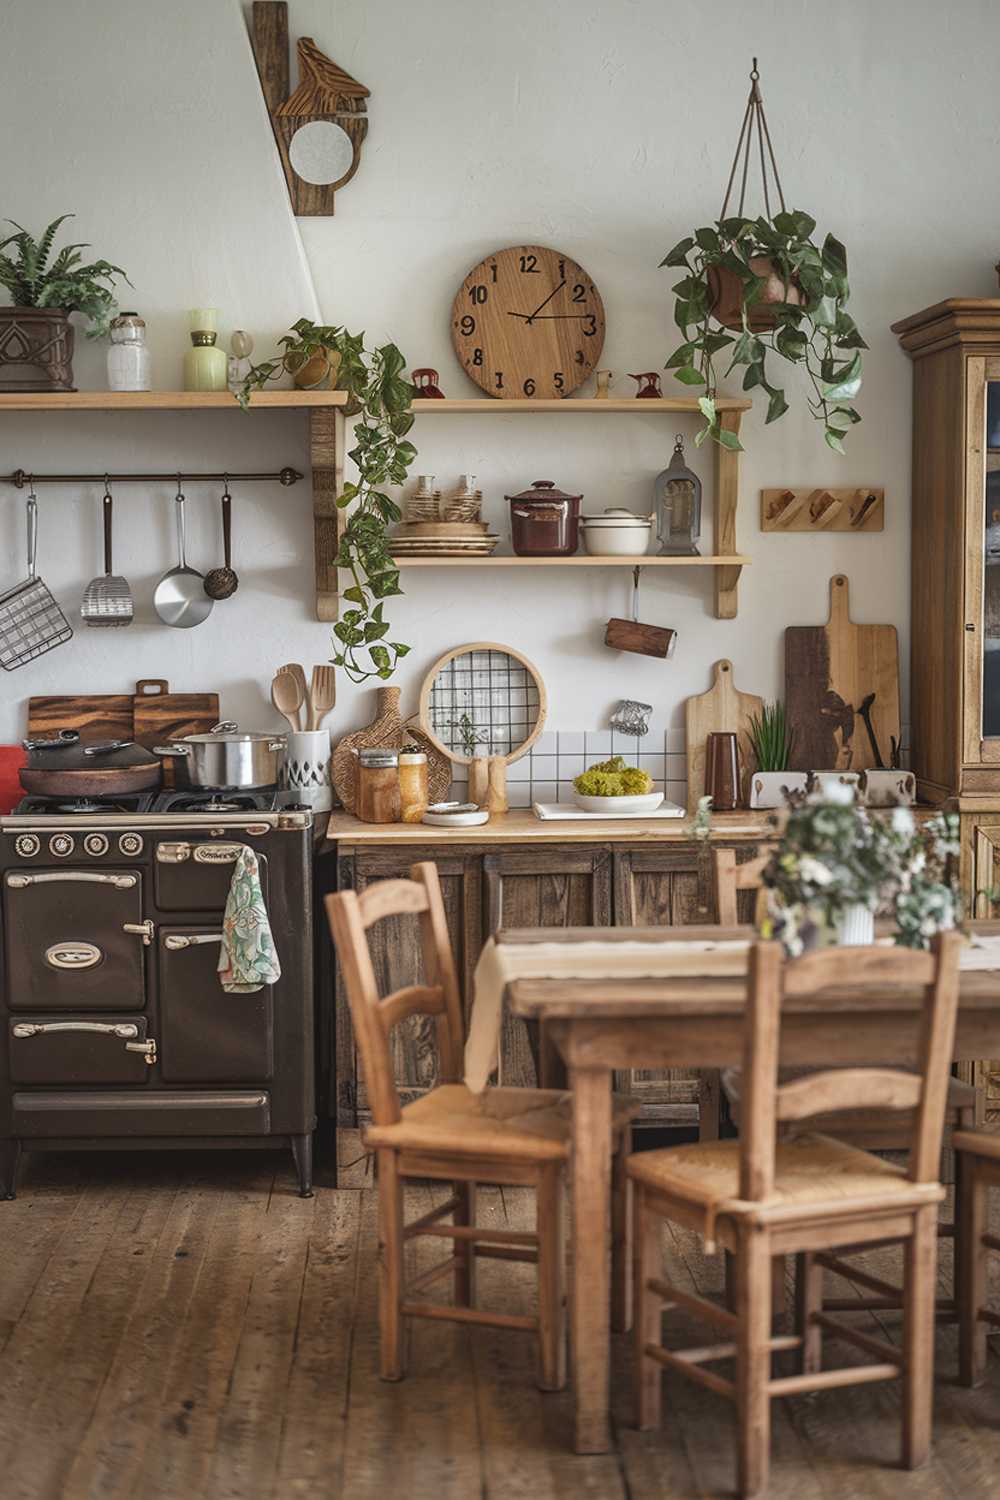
top-left (163, 932), bottom-right (224, 950)
top-left (12, 1021), bottom-right (140, 1039)
top-left (6, 871), bottom-right (138, 890)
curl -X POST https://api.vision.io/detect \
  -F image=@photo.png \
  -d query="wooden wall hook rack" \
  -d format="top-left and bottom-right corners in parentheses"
top-left (760, 487), bottom-right (884, 532)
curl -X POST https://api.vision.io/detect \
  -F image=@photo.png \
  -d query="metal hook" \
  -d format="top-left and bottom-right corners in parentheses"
top-left (222, 472), bottom-right (231, 500)
top-left (632, 565), bottom-right (642, 623)
top-left (176, 473), bottom-right (184, 503)
top-left (27, 473), bottom-right (36, 501)
top-left (103, 471), bottom-right (112, 500)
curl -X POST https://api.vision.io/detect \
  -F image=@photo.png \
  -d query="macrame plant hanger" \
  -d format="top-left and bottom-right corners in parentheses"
top-left (719, 59), bottom-right (787, 222)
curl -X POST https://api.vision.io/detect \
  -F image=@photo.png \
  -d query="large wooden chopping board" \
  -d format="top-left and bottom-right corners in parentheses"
top-left (132, 680), bottom-right (221, 786)
top-left (785, 574), bottom-right (900, 772)
top-left (28, 695), bottom-right (133, 745)
top-left (685, 659), bottom-right (763, 813)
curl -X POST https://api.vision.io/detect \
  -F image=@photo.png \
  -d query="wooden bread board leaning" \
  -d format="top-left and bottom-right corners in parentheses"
top-left (684, 660), bottom-right (763, 814)
top-left (331, 685), bottom-right (450, 813)
top-left (132, 679), bottom-right (221, 787)
top-left (760, 487), bottom-right (884, 532)
top-left (785, 574), bottom-right (900, 772)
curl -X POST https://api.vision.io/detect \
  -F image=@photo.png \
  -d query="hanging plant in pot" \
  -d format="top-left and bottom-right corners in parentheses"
top-left (662, 61), bottom-right (867, 453)
top-left (240, 320), bottom-right (417, 683)
top-left (0, 215), bottom-right (130, 392)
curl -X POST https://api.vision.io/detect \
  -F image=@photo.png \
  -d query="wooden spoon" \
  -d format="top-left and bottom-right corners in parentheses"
top-left (278, 662), bottom-right (308, 730)
top-left (308, 663), bottom-right (337, 730)
top-left (271, 670), bottom-right (305, 734)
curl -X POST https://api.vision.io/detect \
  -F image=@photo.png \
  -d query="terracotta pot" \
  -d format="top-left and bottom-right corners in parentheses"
top-left (290, 346), bottom-right (342, 390)
top-left (0, 306), bottom-right (75, 391)
top-left (707, 256), bottom-right (803, 332)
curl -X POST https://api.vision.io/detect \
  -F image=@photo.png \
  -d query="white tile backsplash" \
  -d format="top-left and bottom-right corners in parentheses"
top-left (557, 731), bottom-right (585, 754)
top-left (583, 730), bottom-right (612, 756)
top-left (445, 727), bottom-right (692, 806)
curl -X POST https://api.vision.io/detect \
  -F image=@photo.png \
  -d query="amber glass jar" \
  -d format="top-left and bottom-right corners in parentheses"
top-left (356, 749), bottom-right (400, 823)
top-left (398, 748), bottom-right (429, 823)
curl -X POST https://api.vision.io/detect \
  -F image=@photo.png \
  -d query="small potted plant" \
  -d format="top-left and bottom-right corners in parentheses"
top-left (0, 215), bottom-right (130, 391)
top-left (747, 700), bottom-right (805, 808)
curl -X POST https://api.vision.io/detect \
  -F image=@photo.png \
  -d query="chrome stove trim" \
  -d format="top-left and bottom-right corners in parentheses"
top-left (1, 811), bottom-right (311, 834)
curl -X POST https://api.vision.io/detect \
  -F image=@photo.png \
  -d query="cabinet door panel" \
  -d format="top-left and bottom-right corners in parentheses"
top-left (971, 819), bottom-right (1000, 1119)
top-left (335, 849), bottom-right (482, 1127)
top-left (483, 847), bottom-right (611, 1089)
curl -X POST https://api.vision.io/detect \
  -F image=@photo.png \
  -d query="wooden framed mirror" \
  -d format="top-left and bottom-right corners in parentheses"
top-left (418, 642), bottom-right (547, 768)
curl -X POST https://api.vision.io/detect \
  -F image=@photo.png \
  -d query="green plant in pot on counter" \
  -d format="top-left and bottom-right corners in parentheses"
top-left (240, 320), bottom-right (417, 683)
top-left (748, 700), bottom-right (794, 772)
top-left (662, 211), bottom-right (866, 453)
top-left (0, 214), bottom-right (131, 391)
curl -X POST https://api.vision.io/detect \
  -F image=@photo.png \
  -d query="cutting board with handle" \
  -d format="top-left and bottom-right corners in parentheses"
top-left (785, 574), bottom-right (900, 772)
top-left (28, 695), bottom-right (133, 745)
top-left (685, 660), bottom-right (763, 813)
top-left (132, 680), bottom-right (221, 787)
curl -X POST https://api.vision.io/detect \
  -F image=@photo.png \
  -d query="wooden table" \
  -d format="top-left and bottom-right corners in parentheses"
top-left (502, 921), bottom-right (1000, 1455)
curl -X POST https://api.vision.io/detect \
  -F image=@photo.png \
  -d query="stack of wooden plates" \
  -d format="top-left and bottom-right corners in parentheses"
top-left (390, 520), bottom-right (500, 557)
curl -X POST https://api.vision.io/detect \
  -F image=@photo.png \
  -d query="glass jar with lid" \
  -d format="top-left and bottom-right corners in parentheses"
top-left (106, 312), bottom-right (151, 391)
top-left (398, 747), bottom-right (429, 822)
top-left (356, 748), bottom-right (400, 823)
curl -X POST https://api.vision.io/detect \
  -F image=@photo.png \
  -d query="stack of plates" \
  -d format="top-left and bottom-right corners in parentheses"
top-left (390, 520), bottom-right (500, 558)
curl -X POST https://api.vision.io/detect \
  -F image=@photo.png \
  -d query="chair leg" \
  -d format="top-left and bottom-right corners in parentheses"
top-left (736, 1227), bottom-right (772, 1499)
top-left (377, 1149), bottom-right (406, 1381)
top-left (633, 1184), bottom-right (664, 1430)
top-left (454, 1180), bottom-right (476, 1308)
top-left (771, 1255), bottom-right (786, 1331)
top-left (536, 1162), bottom-right (566, 1392)
top-left (958, 1159), bottom-right (989, 1388)
top-left (902, 1204), bottom-right (938, 1470)
top-left (699, 1069), bottom-right (721, 1141)
top-left (611, 1126), bottom-right (632, 1333)
top-left (794, 1252), bottom-right (823, 1375)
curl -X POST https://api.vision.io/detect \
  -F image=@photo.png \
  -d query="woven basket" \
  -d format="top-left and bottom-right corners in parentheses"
top-left (331, 686), bottom-right (451, 813)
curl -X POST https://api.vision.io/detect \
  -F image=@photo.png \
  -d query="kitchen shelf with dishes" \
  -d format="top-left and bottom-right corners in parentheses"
top-left (0, 388), bottom-right (348, 623)
top-left (386, 393), bottom-right (752, 618)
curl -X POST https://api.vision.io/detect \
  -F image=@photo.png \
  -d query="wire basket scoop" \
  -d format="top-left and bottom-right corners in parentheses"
top-left (0, 492), bottom-right (73, 671)
top-left (81, 487), bottom-right (134, 627)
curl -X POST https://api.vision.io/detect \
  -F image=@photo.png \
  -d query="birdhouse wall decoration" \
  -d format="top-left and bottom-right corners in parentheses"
top-left (250, 1), bottom-right (369, 216)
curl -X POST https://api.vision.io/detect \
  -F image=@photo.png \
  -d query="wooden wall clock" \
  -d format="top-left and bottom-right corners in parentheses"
top-left (450, 246), bottom-right (606, 399)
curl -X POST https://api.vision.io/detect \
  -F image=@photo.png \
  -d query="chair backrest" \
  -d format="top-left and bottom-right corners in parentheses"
top-left (325, 861), bottom-right (465, 1127)
top-left (712, 847), bottom-right (772, 928)
top-left (739, 933), bottom-right (962, 1201)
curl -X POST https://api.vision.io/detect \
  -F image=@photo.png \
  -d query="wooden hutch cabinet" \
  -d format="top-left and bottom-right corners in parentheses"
top-left (894, 299), bottom-right (1000, 1114)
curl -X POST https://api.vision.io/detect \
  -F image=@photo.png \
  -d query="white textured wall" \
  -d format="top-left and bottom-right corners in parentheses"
top-left (2, 0), bottom-right (999, 749)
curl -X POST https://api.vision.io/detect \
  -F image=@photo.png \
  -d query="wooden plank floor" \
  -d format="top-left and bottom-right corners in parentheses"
top-left (1, 1151), bottom-right (999, 1500)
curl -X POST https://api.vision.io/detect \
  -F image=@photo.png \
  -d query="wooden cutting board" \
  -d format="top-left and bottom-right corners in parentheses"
top-left (685, 660), bottom-right (763, 813)
top-left (785, 574), bottom-right (900, 772)
top-left (132, 680), bottom-right (221, 786)
top-left (27, 695), bottom-right (133, 745)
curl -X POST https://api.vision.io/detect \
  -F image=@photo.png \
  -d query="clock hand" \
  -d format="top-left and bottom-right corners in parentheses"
top-left (525, 279), bottom-right (566, 324)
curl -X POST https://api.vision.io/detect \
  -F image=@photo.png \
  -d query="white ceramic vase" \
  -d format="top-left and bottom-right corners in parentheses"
top-left (835, 902), bottom-right (875, 946)
top-left (283, 730), bottom-right (332, 812)
top-left (748, 770), bottom-right (809, 809)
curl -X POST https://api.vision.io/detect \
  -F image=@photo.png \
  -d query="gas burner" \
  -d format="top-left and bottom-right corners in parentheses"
top-left (15, 791), bottom-right (158, 816)
top-left (153, 785), bottom-right (280, 815)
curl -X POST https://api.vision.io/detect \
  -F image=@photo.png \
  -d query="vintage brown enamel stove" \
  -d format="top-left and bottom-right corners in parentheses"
top-left (0, 786), bottom-right (315, 1199)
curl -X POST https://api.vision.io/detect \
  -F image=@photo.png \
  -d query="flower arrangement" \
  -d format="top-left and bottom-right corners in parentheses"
top-left (761, 783), bottom-right (961, 955)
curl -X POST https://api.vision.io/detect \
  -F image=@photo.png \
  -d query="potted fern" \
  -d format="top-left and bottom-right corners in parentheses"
top-left (746, 701), bottom-right (805, 809)
top-left (0, 215), bottom-right (130, 391)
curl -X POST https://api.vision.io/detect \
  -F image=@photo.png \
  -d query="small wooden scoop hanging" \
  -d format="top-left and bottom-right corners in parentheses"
top-left (605, 567), bottom-right (677, 658)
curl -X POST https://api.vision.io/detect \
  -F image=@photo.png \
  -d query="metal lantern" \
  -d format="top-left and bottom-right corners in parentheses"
top-left (654, 435), bottom-right (702, 555)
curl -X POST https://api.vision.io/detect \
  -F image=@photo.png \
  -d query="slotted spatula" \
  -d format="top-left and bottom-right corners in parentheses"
top-left (82, 488), bottom-right (133, 627)
top-left (308, 663), bottom-right (336, 729)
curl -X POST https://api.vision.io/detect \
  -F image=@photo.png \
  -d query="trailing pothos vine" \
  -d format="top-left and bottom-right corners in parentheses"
top-left (240, 320), bottom-right (416, 682)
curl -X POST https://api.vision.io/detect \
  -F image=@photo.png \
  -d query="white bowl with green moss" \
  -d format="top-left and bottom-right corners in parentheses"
top-left (572, 755), bottom-right (662, 813)
top-left (573, 790), bottom-right (665, 814)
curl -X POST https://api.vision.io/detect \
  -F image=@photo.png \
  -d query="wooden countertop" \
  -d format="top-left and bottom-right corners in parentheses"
top-left (324, 808), bottom-right (774, 845)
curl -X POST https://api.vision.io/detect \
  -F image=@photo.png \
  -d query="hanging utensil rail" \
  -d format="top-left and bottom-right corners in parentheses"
top-left (3, 466), bottom-right (302, 488)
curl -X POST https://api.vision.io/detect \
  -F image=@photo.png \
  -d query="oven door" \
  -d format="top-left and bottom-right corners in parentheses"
top-left (154, 839), bottom-right (269, 912)
top-left (157, 927), bottom-right (274, 1083)
top-left (3, 869), bottom-right (148, 1012)
top-left (8, 1015), bottom-right (152, 1084)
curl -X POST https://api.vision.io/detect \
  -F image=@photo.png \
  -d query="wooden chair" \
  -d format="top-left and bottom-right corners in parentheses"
top-left (326, 860), bottom-right (635, 1388)
top-left (954, 1127), bottom-right (1000, 1385)
top-left (629, 932), bottom-right (962, 1497)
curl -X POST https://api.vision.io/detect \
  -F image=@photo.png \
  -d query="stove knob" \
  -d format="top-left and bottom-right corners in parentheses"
top-left (14, 833), bottom-right (40, 858)
top-left (118, 832), bottom-right (144, 857)
top-left (84, 833), bottom-right (110, 857)
top-left (48, 832), bottom-right (75, 858)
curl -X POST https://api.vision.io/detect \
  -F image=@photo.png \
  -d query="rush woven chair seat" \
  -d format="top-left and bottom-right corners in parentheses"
top-left (953, 1127), bottom-right (1000, 1385)
top-left (629, 933), bottom-right (962, 1497)
top-left (326, 861), bottom-right (635, 1389)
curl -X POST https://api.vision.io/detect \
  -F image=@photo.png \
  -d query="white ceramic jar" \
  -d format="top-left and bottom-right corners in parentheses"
top-left (579, 508), bottom-right (652, 556)
top-left (106, 312), bottom-right (151, 391)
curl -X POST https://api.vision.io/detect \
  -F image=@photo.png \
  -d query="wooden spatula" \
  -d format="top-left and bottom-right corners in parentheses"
top-left (278, 663), bottom-right (308, 731)
top-left (271, 670), bottom-right (305, 734)
top-left (308, 664), bottom-right (336, 730)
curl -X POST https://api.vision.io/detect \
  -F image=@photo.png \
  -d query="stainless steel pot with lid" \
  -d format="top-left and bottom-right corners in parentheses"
top-left (154, 721), bottom-right (286, 789)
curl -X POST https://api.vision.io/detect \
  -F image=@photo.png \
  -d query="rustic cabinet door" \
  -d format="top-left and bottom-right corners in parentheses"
top-left (335, 847), bottom-right (482, 1127)
top-left (611, 843), bottom-right (764, 1129)
top-left (482, 846), bottom-right (612, 1088)
top-left (970, 819), bottom-right (1000, 1119)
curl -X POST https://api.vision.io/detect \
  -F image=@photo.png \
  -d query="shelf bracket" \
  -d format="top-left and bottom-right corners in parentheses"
top-left (713, 408), bottom-right (743, 618)
top-left (310, 405), bottom-right (344, 622)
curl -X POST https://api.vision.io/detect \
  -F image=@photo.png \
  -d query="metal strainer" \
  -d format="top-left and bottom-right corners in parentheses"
top-left (81, 484), bottom-right (133, 627)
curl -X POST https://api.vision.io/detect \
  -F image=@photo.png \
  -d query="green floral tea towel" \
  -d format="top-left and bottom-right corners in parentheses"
top-left (218, 845), bottom-right (282, 994)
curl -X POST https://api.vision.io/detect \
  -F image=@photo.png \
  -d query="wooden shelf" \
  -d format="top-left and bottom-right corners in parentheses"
top-left (409, 396), bottom-right (751, 414)
top-left (0, 389), bottom-right (348, 411)
top-left (391, 554), bottom-right (749, 567)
